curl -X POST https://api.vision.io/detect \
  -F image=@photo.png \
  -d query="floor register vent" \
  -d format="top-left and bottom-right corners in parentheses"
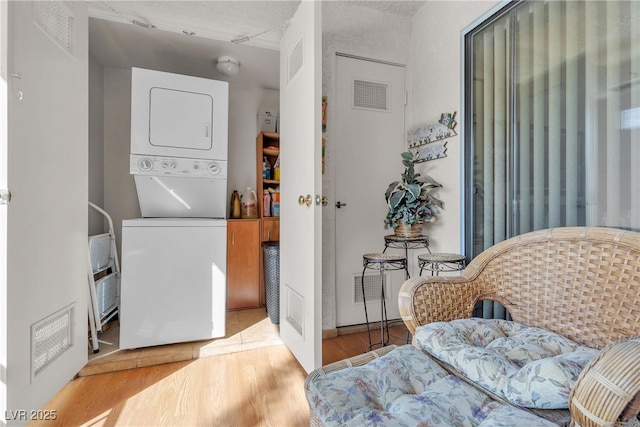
top-left (31, 304), bottom-right (75, 379)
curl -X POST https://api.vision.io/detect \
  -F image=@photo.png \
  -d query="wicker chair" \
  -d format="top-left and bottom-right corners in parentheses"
top-left (397, 226), bottom-right (640, 426)
top-left (305, 227), bottom-right (640, 426)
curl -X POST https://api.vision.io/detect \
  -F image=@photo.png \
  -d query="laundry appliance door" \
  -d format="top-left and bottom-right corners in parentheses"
top-left (130, 67), bottom-right (229, 160)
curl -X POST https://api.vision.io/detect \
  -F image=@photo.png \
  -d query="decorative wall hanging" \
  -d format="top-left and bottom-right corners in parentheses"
top-left (322, 137), bottom-right (326, 174)
top-left (322, 96), bottom-right (327, 173)
top-left (322, 96), bottom-right (327, 133)
top-left (408, 112), bottom-right (457, 162)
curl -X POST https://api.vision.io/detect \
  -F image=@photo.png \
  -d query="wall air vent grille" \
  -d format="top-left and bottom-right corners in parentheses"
top-left (285, 286), bottom-right (304, 336)
top-left (353, 80), bottom-right (389, 111)
top-left (32, 1), bottom-right (75, 57)
top-left (288, 37), bottom-right (304, 83)
top-left (31, 304), bottom-right (75, 379)
top-left (354, 273), bottom-right (388, 303)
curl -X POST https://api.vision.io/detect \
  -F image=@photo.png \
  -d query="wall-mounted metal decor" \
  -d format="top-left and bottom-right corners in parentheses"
top-left (408, 112), bottom-right (457, 162)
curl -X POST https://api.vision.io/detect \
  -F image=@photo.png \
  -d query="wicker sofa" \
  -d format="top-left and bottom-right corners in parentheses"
top-left (305, 227), bottom-right (640, 426)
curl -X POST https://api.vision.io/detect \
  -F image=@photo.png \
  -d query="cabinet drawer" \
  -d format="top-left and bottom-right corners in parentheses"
top-left (261, 218), bottom-right (280, 242)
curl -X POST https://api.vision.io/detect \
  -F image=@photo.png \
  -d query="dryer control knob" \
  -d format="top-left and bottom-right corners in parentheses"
top-left (207, 162), bottom-right (221, 175)
top-left (161, 160), bottom-right (177, 169)
top-left (138, 157), bottom-right (153, 172)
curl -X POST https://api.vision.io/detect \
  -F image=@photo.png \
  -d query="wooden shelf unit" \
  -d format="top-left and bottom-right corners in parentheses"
top-left (256, 131), bottom-right (280, 308)
top-left (256, 131), bottom-right (281, 217)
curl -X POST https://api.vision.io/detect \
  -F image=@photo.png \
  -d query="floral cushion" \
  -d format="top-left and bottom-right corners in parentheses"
top-left (414, 319), bottom-right (598, 409)
top-left (306, 345), bottom-right (557, 426)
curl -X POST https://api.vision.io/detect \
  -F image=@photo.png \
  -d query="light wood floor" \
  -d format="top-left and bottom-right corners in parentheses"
top-left (32, 315), bottom-right (409, 427)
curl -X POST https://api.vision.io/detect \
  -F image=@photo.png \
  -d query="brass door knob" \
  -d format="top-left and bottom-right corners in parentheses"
top-left (321, 195), bottom-right (328, 206)
top-left (298, 194), bottom-right (312, 207)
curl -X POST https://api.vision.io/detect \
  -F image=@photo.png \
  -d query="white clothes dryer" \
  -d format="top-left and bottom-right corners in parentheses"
top-left (130, 67), bottom-right (229, 161)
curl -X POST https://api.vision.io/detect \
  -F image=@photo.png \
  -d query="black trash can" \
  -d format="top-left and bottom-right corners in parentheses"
top-left (262, 241), bottom-right (280, 324)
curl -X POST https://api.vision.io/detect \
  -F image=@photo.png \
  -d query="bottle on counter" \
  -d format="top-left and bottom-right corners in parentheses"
top-left (230, 190), bottom-right (241, 219)
top-left (271, 188), bottom-right (280, 217)
top-left (263, 189), bottom-right (271, 217)
top-left (241, 187), bottom-right (258, 219)
top-left (263, 156), bottom-right (271, 180)
top-left (273, 155), bottom-right (280, 181)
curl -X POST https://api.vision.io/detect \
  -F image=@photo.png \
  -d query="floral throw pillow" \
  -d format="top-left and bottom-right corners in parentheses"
top-left (414, 318), bottom-right (598, 409)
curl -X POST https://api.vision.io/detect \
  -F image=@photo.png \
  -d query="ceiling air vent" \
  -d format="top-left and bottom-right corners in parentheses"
top-left (353, 79), bottom-right (389, 112)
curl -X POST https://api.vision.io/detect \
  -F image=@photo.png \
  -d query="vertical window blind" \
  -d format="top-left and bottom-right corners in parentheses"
top-left (465, 1), bottom-right (639, 319)
top-left (465, 0), bottom-right (640, 260)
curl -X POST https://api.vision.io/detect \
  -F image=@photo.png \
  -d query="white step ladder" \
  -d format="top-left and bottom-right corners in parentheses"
top-left (87, 202), bottom-right (120, 353)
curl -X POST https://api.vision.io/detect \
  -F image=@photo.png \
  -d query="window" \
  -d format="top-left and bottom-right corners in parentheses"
top-left (463, 0), bottom-right (640, 259)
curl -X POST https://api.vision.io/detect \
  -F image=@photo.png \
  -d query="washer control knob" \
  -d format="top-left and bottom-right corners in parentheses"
top-left (138, 157), bottom-right (153, 172)
top-left (207, 162), bottom-right (221, 175)
top-left (161, 159), bottom-right (177, 169)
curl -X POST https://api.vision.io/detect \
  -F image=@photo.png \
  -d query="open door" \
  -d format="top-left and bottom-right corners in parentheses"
top-left (1, 1), bottom-right (88, 418)
top-left (279, 0), bottom-right (322, 373)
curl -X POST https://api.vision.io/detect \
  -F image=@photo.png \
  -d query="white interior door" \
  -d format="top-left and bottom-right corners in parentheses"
top-left (334, 55), bottom-right (406, 327)
top-left (279, 0), bottom-right (322, 373)
top-left (1, 0), bottom-right (89, 417)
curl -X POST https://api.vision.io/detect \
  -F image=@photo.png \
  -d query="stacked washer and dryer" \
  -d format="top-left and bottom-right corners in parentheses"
top-left (120, 68), bottom-right (229, 349)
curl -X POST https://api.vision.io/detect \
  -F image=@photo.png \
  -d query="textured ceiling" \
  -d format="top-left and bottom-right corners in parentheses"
top-left (88, 1), bottom-right (301, 51)
top-left (88, 1), bottom-right (425, 49)
top-left (89, 17), bottom-right (282, 89)
top-left (88, 1), bottom-right (426, 90)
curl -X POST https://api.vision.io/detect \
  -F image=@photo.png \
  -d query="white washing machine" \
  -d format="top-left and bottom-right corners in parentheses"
top-left (119, 218), bottom-right (227, 349)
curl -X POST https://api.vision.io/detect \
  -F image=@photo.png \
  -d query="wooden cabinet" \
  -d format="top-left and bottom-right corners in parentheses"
top-left (261, 217), bottom-right (280, 242)
top-left (226, 219), bottom-right (261, 310)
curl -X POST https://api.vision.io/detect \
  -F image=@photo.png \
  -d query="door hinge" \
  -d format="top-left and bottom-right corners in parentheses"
top-left (0, 189), bottom-right (11, 205)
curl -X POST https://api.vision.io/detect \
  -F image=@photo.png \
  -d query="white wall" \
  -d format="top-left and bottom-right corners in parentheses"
top-left (102, 67), bottom-right (137, 255)
top-left (321, 3), bottom-right (412, 331)
top-left (409, 1), bottom-right (498, 255)
top-left (88, 53), bottom-right (105, 236)
top-left (228, 86), bottom-right (279, 198)
top-left (92, 65), bottom-right (279, 254)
